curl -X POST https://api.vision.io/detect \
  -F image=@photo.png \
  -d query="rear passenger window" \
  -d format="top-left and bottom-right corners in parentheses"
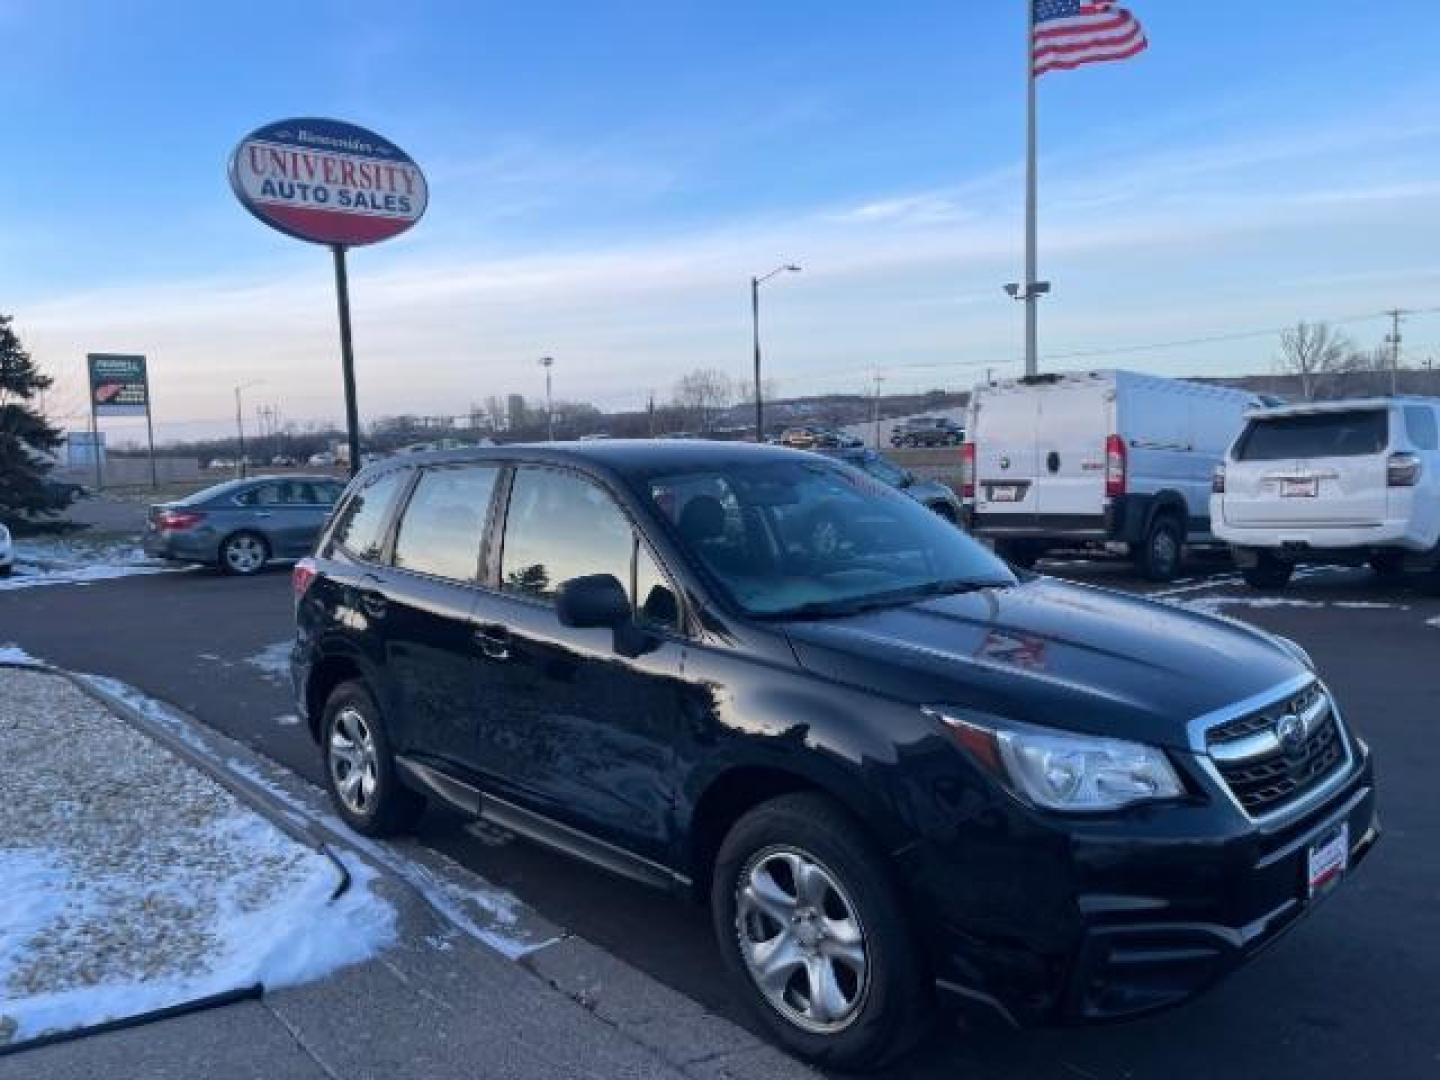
top-left (330, 471), bottom-right (407, 562)
top-left (393, 467), bottom-right (498, 582)
top-left (501, 468), bottom-right (632, 601)
top-left (1405, 407), bottom-right (1437, 451)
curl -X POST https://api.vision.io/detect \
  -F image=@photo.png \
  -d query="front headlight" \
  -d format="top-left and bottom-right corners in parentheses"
top-left (929, 710), bottom-right (1184, 812)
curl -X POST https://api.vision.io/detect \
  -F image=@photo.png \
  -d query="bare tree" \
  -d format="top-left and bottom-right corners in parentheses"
top-left (670, 369), bottom-right (735, 432)
top-left (736, 377), bottom-right (780, 405)
top-left (1333, 344), bottom-right (1395, 398)
top-left (1276, 322), bottom-right (1351, 401)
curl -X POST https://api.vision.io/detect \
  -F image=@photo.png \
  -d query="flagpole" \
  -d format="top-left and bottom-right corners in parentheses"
top-left (1024, 0), bottom-right (1039, 378)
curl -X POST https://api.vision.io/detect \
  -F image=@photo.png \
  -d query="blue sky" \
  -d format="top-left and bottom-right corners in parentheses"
top-left (3, 1), bottom-right (1439, 439)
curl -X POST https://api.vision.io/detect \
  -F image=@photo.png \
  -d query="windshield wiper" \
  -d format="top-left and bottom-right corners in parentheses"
top-left (760, 578), bottom-right (1012, 620)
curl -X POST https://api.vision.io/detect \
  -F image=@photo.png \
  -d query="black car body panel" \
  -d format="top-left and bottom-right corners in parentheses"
top-left (293, 441), bottom-right (1377, 1029)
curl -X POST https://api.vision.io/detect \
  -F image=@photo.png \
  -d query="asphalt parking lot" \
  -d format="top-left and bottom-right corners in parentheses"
top-left (2, 555), bottom-right (1436, 1078)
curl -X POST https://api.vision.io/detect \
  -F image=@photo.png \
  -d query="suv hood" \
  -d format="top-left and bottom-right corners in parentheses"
top-left (780, 577), bottom-right (1305, 748)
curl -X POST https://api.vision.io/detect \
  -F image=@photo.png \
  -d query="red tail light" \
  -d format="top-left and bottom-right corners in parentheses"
top-left (960, 442), bottom-right (976, 500)
top-left (292, 558), bottom-right (318, 600)
top-left (1104, 434), bottom-right (1127, 498)
top-left (155, 509), bottom-right (205, 531)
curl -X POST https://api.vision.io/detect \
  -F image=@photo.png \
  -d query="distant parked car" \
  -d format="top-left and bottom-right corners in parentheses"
top-left (271, 455), bottom-right (297, 467)
top-left (779, 425), bottom-right (861, 450)
top-left (144, 475), bottom-right (346, 576)
top-left (890, 417), bottom-right (963, 448)
top-left (0, 523), bottom-right (12, 578)
top-left (818, 447), bottom-right (963, 522)
top-left (307, 451), bottom-right (337, 467)
top-left (1213, 397), bottom-right (1440, 591)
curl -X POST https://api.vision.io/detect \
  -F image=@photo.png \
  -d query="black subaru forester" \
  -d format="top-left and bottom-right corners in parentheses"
top-left (291, 441), bottom-right (1378, 1070)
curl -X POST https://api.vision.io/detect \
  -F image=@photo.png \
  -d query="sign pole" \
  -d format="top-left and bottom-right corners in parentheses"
top-left (1024, 0), bottom-right (1039, 378)
top-left (145, 395), bottom-right (158, 488)
top-left (89, 395), bottom-right (103, 492)
top-left (332, 244), bottom-right (362, 478)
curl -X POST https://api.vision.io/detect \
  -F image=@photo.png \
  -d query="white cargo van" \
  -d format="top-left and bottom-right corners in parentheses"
top-left (1212, 397), bottom-right (1440, 591)
top-left (961, 371), bottom-right (1265, 580)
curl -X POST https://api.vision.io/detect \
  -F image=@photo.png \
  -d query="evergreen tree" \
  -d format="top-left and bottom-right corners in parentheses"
top-left (0, 314), bottom-right (71, 519)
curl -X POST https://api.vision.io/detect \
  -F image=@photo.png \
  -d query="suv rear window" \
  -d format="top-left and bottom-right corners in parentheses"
top-left (1234, 410), bottom-right (1389, 461)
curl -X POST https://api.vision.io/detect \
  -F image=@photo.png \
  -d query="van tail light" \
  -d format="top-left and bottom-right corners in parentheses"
top-left (1104, 434), bottom-right (1127, 498)
top-left (155, 509), bottom-right (205, 531)
top-left (1387, 452), bottom-right (1422, 487)
top-left (960, 442), bottom-right (976, 500)
top-left (292, 558), bottom-right (318, 600)
top-left (1212, 464), bottom-right (1226, 494)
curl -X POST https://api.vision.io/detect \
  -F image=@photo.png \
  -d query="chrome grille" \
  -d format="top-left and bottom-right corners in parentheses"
top-left (1205, 683), bottom-right (1347, 818)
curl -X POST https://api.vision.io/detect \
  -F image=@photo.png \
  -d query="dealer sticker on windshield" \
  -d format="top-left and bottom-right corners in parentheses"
top-left (1307, 822), bottom-right (1349, 898)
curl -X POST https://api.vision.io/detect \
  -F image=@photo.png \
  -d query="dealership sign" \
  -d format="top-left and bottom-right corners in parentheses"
top-left (228, 118), bottom-right (428, 247)
top-left (87, 353), bottom-right (149, 417)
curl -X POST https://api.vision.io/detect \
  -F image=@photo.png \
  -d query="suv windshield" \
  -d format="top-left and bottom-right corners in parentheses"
top-left (1235, 410), bottom-right (1389, 461)
top-left (647, 457), bottom-right (1013, 617)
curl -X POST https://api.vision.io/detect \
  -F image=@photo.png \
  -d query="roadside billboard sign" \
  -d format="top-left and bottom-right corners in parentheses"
top-left (228, 118), bottom-right (428, 247)
top-left (87, 353), bottom-right (149, 417)
top-left (228, 117), bottom-right (429, 476)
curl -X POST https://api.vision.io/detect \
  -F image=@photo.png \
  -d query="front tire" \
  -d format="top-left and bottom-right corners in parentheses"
top-left (711, 793), bottom-right (931, 1071)
top-left (322, 680), bottom-right (425, 837)
top-left (219, 531), bottom-right (270, 576)
top-left (1241, 553), bottom-right (1294, 591)
top-left (1369, 551), bottom-right (1405, 581)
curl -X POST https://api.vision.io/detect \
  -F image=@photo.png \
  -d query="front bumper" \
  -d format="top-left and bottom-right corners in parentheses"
top-left (904, 738), bottom-right (1379, 1027)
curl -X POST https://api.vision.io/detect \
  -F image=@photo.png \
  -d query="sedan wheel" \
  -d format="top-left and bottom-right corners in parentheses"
top-left (736, 847), bottom-right (869, 1033)
top-left (221, 532), bottom-right (268, 575)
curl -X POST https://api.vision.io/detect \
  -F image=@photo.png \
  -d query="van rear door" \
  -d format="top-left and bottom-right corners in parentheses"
top-left (1034, 380), bottom-right (1112, 522)
top-left (973, 387), bottom-right (1040, 519)
top-left (1224, 409), bottom-right (1391, 527)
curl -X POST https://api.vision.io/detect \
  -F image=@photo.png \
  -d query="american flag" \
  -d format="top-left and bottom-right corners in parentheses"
top-left (1032, 0), bottom-right (1147, 77)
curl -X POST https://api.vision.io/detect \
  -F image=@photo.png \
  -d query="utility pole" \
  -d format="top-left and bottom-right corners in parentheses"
top-left (539, 356), bottom-right (555, 441)
top-left (872, 373), bottom-right (886, 450)
top-left (647, 391), bottom-right (656, 437)
top-left (1384, 309), bottom-right (1405, 396)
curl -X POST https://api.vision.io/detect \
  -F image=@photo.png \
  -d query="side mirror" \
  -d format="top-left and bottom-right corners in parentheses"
top-left (556, 573), bottom-right (631, 629)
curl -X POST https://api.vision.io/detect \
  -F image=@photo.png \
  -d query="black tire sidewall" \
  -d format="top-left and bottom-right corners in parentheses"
top-left (710, 793), bottom-right (930, 1070)
top-left (1242, 556), bottom-right (1294, 591)
top-left (1141, 515), bottom-right (1184, 582)
top-left (321, 680), bottom-right (422, 837)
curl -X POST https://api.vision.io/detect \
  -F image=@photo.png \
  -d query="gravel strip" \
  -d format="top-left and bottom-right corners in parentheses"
top-left (0, 667), bottom-right (374, 1044)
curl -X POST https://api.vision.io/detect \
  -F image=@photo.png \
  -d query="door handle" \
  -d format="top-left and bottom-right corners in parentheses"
top-left (474, 625), bottom-right (510, 660)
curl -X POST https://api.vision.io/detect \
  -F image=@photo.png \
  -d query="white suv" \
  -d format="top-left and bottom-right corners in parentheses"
top-left (1212, 397), bottom-right (1440, 590)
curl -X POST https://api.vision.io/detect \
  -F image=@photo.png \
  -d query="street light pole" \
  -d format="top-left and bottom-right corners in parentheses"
top-left (234, 381), bottom-right (261, 478)
top-left (872, 373), bottom-right (885, 450)
top-left (750, 264), bottom-right (801, 442)
top-left (539, 356), bottom-right (555, 441)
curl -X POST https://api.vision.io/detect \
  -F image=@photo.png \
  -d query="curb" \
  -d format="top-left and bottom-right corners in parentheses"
top-left (5, 662), bottom-right (818, 1078)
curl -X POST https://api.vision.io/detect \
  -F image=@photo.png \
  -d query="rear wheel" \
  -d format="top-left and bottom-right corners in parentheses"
top-left (1133, 514), bottom-right (1184, 582)
top-left (322, 680), bottom-right (425, 837)
top-left (1368, 551), bottom-right (1405, 581)
top-left (219, 531), bottom-right (270, 576)
top-left (711, 793), bottom-right (931, 1070)
top-left (1241, 553), bottom-right (1294, 591)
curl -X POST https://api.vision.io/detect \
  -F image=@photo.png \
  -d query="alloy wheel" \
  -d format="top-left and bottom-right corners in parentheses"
top-left (329, 706), bottom-right (380, 815)
top-left (735, 846), bottom-right (870, 1034)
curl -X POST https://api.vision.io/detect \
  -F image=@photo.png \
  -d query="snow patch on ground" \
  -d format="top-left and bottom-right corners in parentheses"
top-left (245, 641), bottom-right (292, 683)
top-left (0, 537), bottom-right (181, 591)
top-left (0, 643), bottom-right (43, 666)
top-left (221, 755), bottom-right (546, 960)
top-left (0, 668), bottom-right (394, 1044)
